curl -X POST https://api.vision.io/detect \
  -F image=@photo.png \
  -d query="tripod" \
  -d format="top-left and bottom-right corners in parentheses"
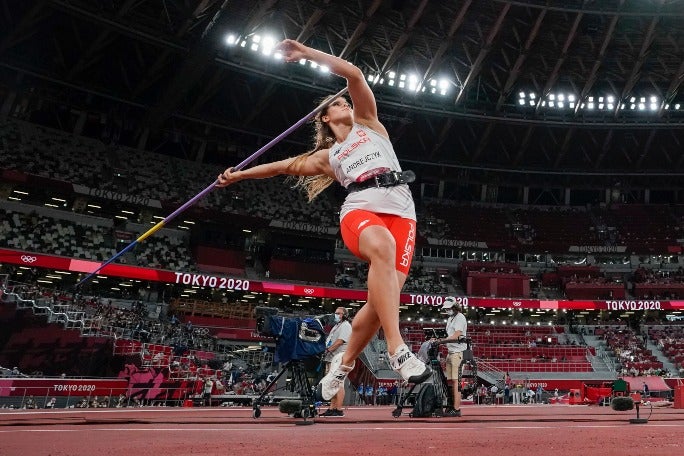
top-left (392, 342), bottom-right (451, 418)
top-left (252, 358), bottom-right (319, 423)
top-left (391, 337), bottom-right (476, 418)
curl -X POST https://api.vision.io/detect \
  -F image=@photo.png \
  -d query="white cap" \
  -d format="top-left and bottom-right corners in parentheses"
top-left (441, 296), bottom-right (458, 310)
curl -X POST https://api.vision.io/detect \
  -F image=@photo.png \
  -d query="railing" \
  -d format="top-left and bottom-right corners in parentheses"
top-left (475, 359), bottom-right (506, 387)
top-left (0, 384), bottom-right (207, 409)
top-left (478, 360), bottom-right (593, 373)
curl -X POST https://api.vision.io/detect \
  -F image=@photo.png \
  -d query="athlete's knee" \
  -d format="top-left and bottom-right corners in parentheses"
top-left (360, 227), bottom-right (396, 262)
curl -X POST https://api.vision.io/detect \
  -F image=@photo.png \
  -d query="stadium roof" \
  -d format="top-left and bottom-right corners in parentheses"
top-left (1, 0), bottom-right (683, 187)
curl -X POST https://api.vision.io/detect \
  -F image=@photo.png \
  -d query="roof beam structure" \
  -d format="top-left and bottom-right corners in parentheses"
top-left (659, 57), bottom-right (684, 116)
top-left (471, 121), bottom-right (497, 162)
top-left (495, 8), bottom-right (546, 111)
top-left (513, 125), bottom-right (536, 166)
top-left (338, 0), bottom-right (383, 59)
top-left (613, 13), bottom-right (660, 117)
top-left (573, 2), bottom-right (623, 115)
top-left (296, 0), bottom-right (331, 43)
top-left (133, 0), bottom-right (218, 97)
top-left (635, 128), bottom-right (657, 169)
top-left (552, 127), bottom-right (577, 169)
top-left (66, 0), bottom-right (138, 80)
top-left (593, 129), bottom-right (615, 169)
top-left (418, 0), bottom-right (472, 90)
top-left (141, 0), bottom-right (234, 130)
top-left (375, 0), bottom-right (429, 77)
top-left (0, 0), bottom-right (49, 55)
top-left (534, 11), bottom-right (583, 114)
top-left (455, 3), bottom-right (510, 105)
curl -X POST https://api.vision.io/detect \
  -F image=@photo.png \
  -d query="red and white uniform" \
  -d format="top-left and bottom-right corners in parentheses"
top-left (328, 123), bottom-right (415, 221)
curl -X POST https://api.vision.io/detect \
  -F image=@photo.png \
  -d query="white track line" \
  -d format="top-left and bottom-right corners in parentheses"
top-left (2, 423), bottom-right (684, 433)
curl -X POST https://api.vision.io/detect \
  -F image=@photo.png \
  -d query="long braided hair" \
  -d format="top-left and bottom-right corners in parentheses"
top-left (289, 95), bottom-right (340, 202)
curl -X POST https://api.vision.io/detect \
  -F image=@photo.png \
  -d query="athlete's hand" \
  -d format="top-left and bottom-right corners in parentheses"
top-left (275, 39), bottom-right (309, 63)
top-left (216, 167), bottom-right (239, 188)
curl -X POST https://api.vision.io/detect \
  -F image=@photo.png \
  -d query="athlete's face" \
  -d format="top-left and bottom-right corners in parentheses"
top-left (322, 97), bottom-right (352, 123)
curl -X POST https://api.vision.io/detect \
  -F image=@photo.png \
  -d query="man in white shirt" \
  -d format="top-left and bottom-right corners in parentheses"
top-left (435, 297), bottom-right (468, 417)
top-left (320, 307), bottom-right (352, 417)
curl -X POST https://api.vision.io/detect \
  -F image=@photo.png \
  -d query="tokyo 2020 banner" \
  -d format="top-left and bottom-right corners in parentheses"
top-left (2, 248), bottom-right (683, 311)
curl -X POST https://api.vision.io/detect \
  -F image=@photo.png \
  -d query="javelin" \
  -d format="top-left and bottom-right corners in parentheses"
top-left (76, 86), bottom-right (348, 287)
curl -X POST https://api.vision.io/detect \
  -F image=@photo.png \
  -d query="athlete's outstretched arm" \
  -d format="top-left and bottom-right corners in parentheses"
top-left (216, 148), bottom-right (332, 187)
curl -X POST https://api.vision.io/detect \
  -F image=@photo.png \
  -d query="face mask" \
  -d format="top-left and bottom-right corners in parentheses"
top-left (334, 314), bottom-right (341, 323)
top-left (445, 309), bottom-right (455, 316)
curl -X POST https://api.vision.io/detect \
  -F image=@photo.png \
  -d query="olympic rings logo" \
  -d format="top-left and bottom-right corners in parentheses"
top-left (512, 301), bottom-right (522, 307)
top-left (303, 288), bottom-right (315, 295)
top-left (20, 255), bottom-right (38, 263)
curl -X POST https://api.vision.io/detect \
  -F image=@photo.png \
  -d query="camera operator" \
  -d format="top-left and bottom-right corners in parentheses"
top-left (320, 307), bottom-right (352, 417)
top-left (433, 297), bottom-right (467, 417)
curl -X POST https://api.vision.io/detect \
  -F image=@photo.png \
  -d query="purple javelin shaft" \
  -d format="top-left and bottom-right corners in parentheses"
top-left (76, 86), bottom-right (348, 287)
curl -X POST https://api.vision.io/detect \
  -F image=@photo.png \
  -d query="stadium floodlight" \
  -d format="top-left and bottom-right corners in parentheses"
top-left (439, 79), bottom-right (449, 96)
top-left (260, 36), bottom-right (276, 55)
top-left (558, 94), bottom-right (565, 101)
top-left (650, 103), bottom-right (658, 111)
top-left (519, 91), bottom-right (526, 98)
top-left (676, 103), bottom-right (681, 110)
top-left (519, 99), bottom-right (525, 105)
top-left (607, 95), bottom-right (614, 103)
top-left (638, 103), bottom-right (646, 110)
top-left (224, 34), bottom-right (238, 45)
top-left (529, 92), bottom-right (536, 99)
top-left (408, 74), bottom-right (419, 92)
top-left (549, 94), bottom-right (555, 100)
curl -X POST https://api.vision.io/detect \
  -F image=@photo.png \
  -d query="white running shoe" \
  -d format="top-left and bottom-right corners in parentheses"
top-left (389, 344), bottom-right (431, 384)
top-left (318, 352), bottom-right (354, 401)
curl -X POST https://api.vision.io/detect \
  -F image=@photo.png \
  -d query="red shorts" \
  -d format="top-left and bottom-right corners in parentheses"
top-left (340, 209), bottom-right (416, 275)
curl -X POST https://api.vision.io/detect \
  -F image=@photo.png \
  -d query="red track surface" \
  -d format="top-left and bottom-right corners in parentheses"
top-left (1, 404), bottom-right (683, 456)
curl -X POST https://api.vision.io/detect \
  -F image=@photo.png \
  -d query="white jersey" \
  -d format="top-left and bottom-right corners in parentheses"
top-left (445, 312), bottom-right (468, 353)
top-left (328, 123), bottom-right (415, 221)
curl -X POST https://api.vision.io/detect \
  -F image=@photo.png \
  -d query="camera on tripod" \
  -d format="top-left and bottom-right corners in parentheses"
top-left (253, 306), bottom-right (330, 363)
top-left (251, 306), bottom-right (332, 422)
